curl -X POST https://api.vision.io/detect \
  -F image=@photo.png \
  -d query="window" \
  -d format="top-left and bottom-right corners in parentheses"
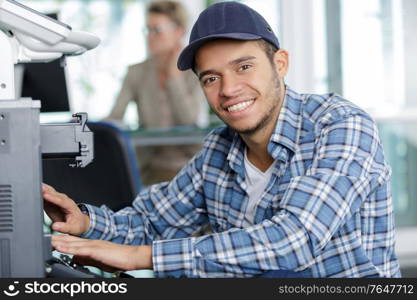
top-left (325, 0), bottom-right (417, 271)
top-left (340, 0), bottom-right (405, 116)
top-left (22, 0), bottom-right (147, 126)
top-left (335, 0), bottom-right (416, 227)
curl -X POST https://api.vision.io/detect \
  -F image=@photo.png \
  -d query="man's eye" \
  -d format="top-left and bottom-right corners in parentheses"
top-left (203, 77), bottom-right (217, 85)
top-left (239, 64), bottom-right (252, 72)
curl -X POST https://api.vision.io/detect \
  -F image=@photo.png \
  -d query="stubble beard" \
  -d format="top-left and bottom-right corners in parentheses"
top-left (231, 70), bottom-right (282, 135)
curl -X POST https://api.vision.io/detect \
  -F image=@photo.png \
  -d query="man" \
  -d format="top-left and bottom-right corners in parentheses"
top-left (44, 2), bottom-right (401, 277)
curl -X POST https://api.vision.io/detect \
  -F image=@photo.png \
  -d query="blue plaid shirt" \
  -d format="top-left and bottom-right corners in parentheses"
top-left (81, 87), bottom-right (401, 278)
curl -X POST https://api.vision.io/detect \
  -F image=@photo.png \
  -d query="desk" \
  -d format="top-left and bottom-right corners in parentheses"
top-left (129, 126), bottom-right (216, 147)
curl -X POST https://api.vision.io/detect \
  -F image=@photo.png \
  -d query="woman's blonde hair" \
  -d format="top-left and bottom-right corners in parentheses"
top-left (148, 1), bottom-right (188, 29)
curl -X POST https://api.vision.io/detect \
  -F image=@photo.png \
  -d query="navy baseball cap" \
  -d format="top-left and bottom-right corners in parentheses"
top-left (177, 1), bottom-right (280, 71)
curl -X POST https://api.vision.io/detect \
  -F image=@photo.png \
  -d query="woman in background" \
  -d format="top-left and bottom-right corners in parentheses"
top-left (108, 1), bottom-right (206, 185)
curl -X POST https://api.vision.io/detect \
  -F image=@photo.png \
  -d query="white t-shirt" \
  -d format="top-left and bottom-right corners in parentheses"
top-left (243, 148), bottom-right (275, 226)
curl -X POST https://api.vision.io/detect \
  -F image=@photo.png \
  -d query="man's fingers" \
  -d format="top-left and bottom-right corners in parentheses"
top-left (42, 186), bottom-right (87, 236)
top-left (43, 191), bottom-right (63, 205)
top-left (51, 236), bottom-right (138, 272)
top-left (51, 222), bottom-right (85, 236)
top-left (54, 241), bottom-right (91, 249)
top-left (51, 222), bottom-right (72, 234)
top-left (42, 183), bottom-right (55, 192)
top-left (52, 234), bottom-right (82, 242)
top-left (53, 242), bottom-right (93, 257)
top-left (52, 235), bottom-right (95, 250)
top-left (43, 191), bottom-right (74, 211)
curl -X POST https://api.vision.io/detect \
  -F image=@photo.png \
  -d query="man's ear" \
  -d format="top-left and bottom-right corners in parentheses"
top-left (273, 49), bottom-right (289, 78)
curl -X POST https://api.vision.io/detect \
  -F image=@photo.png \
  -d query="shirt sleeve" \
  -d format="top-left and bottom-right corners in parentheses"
top-left (79, 150), bottom-right (209, 246)
top-left (152, 113), bottom-right (391, 277)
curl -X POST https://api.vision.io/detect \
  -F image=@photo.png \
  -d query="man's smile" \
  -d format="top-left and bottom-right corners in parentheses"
top-left (223, 98), bottom-right (256, 113)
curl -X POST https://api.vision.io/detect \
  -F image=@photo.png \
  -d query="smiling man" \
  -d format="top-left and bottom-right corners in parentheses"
top-left (45, 2), bottom-right (401, 277)
top-left (195, 39), bottom-right (286, 173)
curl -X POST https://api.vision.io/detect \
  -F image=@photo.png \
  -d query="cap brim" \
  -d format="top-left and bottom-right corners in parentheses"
top-left (177, 33), bottom-right (262, 71)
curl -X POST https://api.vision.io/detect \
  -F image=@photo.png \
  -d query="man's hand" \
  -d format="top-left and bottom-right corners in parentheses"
top-left (42, 183), bottom-right (90, 236)
top-left (51, 235), bottom-right (153, 273)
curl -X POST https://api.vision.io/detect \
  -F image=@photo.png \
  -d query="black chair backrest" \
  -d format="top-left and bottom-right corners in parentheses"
top-left (42, 121), bottom-right (142, 211)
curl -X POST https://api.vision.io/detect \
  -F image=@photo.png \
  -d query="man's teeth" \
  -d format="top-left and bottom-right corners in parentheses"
top-left (227, 100), bottom-right (254, 112)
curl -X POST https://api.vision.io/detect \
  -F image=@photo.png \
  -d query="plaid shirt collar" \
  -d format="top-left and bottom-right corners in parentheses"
top-left (227, 87), bottom-right (302, 176)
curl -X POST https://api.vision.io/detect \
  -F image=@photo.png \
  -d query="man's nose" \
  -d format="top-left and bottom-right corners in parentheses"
top-left (219, 73), bottom-right (243, 98)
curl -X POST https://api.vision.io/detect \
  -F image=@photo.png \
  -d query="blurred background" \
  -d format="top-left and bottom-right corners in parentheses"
top-left (19, 0), bottom-right (417, 276)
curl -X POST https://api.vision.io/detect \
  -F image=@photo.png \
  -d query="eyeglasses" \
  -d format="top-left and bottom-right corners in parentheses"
top-left (144, 23), bottom-right (177, 36)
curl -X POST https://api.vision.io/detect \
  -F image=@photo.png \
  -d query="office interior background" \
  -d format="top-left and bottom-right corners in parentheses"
top-left (20, 0), bottom-right (417, 276)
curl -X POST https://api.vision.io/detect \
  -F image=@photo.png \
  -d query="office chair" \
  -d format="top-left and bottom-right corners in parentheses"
top-left (42, 121), bottom-right (142, 211)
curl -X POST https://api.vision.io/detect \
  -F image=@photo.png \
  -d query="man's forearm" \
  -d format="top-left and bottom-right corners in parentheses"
top-left (136, 245), bottom-right (153, 270)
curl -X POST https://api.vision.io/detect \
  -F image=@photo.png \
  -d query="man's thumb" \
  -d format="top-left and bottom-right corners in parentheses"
top-left (51, 222), bottom-right (70, 234)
